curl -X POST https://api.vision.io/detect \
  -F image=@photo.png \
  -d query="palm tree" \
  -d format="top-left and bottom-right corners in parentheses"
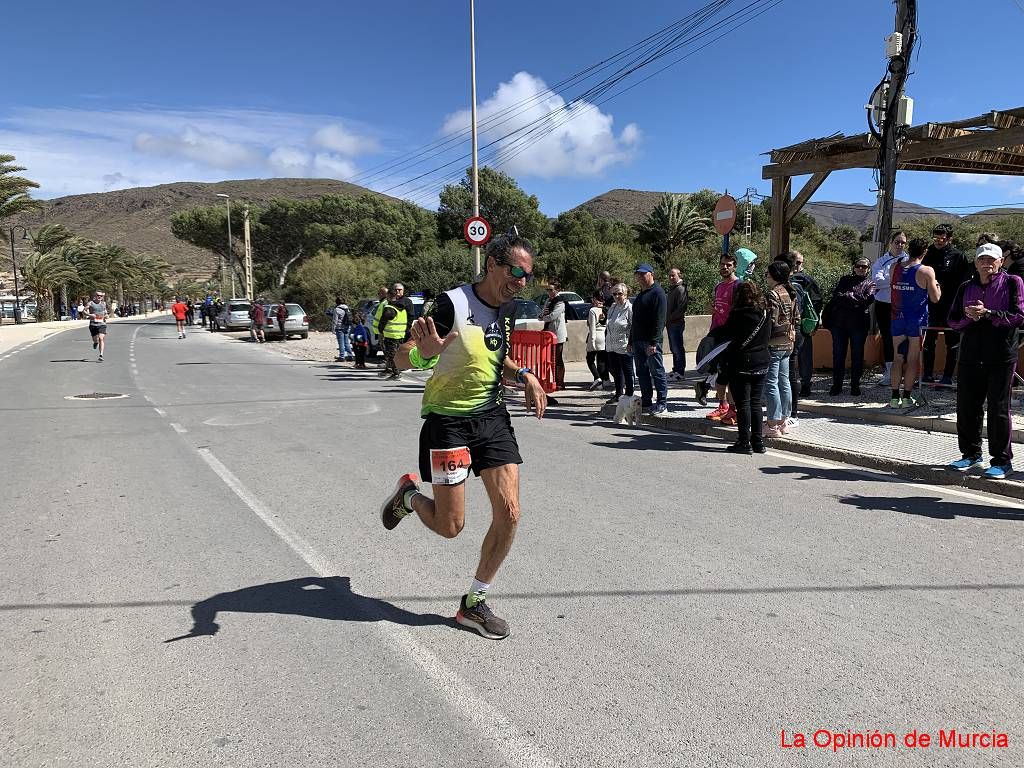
top-left (20, 247), bottom-right (80, 322)
top-left (0, 155), bottom-right (44, 240)
top-left (635, 194), bottom-right (713, 259)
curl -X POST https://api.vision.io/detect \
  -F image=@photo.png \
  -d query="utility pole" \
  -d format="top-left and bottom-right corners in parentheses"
top-left (470, 0), bottom-right (481, 277)
top-left (743, 187), bottom-right (757, 241)
top-left (871, 0), bottom-right (917, 254)
top-left (243, 207), bottom-right (254, 301)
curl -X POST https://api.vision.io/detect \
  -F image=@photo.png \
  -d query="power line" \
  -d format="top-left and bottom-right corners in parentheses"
top-left (388, 0), bottom-right (785, 206)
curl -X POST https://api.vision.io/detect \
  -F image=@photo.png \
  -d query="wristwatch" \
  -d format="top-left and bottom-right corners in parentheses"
top-left (516, 366), bottom-right (533, 383)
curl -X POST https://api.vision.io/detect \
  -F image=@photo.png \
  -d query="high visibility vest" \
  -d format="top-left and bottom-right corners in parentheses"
top-left (372, 300), bottom-right (387, 335)
top-left (382, 306), bottom-right (407, 340)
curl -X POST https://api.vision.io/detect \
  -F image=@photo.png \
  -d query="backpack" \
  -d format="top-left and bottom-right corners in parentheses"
top-left (793, 283), bottom-right (819, 335)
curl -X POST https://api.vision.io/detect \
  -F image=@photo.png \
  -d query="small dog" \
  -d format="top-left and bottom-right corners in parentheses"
top-left (613, 394), bottom-right (643, 425)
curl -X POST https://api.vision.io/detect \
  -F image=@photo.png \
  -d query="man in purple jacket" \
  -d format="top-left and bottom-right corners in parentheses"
top-left (946, 243), bottom-right (1024, 479)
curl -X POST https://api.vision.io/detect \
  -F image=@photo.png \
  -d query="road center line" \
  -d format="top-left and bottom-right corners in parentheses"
top-left (195, 446), bottom-right (559, 768)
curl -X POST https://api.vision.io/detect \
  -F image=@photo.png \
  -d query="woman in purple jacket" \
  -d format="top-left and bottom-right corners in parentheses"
top-left (946, 243), bottom-right (1024, 479)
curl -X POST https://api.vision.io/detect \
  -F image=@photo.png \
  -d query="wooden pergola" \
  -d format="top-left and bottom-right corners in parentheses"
top-left (761, 107), bottom-right (1024, 257)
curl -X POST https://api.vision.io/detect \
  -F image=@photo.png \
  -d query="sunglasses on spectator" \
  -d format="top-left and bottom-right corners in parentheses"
top-left (612, 291), bottom-right (625, 296)
top-left (854, 265), bottom-right (869, 269)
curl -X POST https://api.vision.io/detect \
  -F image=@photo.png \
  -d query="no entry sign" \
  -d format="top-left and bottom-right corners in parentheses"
top-left (713, 195), bottom-right (737, 236)
top-left (463, 216), bottom-right (492, 246)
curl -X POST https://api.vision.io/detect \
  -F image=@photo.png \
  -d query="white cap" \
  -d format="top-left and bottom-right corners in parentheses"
top-left (976, 243), bottom-right (1003, 260)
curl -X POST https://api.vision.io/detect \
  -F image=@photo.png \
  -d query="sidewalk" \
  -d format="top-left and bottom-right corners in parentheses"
top-left (0, 312), bottom-right (169, 356)
top-left (556, 355), bottom-right (1024, 501)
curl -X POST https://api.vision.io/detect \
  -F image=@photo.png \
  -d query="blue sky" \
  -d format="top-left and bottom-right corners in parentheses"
top-left (5, 0), bottom-right (1023, 216)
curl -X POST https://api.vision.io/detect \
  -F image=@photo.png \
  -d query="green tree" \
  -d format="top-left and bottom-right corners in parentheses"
top-left (437, 167), bottom-right (548, 243)
top-left (21, 247), bottom-right (80, 322)
top-left (288, 253), bottom-right (390, 329)
top-left (635, 194), bottom-right (713, 263)
top-left (545, 208), bottom-right (635, 251)
top-left (0, 155), bottom-right (44, 240)
top-left (396, 241), bottom-right (475, 298)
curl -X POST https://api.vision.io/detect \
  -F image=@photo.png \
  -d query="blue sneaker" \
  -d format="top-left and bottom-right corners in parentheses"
top-left (948, 456), bottom-right (983, 472)
top-left (984, 464), bottom-right (1012, 480)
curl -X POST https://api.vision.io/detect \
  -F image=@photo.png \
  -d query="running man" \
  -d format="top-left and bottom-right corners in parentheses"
top-left (88, 290), bottom-right (109, 362)
top-left (379, 231), bottom-right (547, 639)
top-left (889, 238), bottom-right (941, 407)
top-left (171, 297), bottom-right (188, 338)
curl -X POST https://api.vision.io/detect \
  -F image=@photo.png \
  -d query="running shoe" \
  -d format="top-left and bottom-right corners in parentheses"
top-left (764, 425), bottom-right (783, 439)
top-left (694, 381), bottom-right (709, 407)
top-left (456, 594), bottom-right (510, 640)
top-left (93, 340), bottom-right (98, 350)
top-left (921, 375), bottom-right (936, 384)
top-left (388, 373), bottom-right (402, 381)
top-left (948, 455), bottom-right (983, 472)
top-left (649, 402), bottom-right (668, 416)
top-left (984, 464), bottom-right (1012, 480)
top-left (98, 354), bottom-right (103, 362)
top-left (939, 376), bottom-right (953, 386)
top-left (785, 417), bottom-right (799, 429)
top-left (904, 392), bottom-right (924, 408)
top-left (888, 397), bottom-right (903, 408)
top-left (706, 402), bottom-right (730, 421)
top-left (380, 473), bottom-right (419, 530)
top-left (588, 379), bottom-right (603, 391)
top-left (719, 407), bottom-right (737, 426)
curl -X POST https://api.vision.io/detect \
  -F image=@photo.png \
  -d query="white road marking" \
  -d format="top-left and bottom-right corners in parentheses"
top-left (153, 408), bottom-right (167, 418)
top-left (195, 447), bottom-right (560, 768)
top-left (170, 422), bottom-right (187, 434)
top-left (766, 449), bottom-right (1024, 509)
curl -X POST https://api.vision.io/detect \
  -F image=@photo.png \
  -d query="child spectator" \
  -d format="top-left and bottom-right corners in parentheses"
top-left (351, 313), bottom-right (370, 369)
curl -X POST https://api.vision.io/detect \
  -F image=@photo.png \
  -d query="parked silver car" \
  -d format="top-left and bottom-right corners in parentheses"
top-left (263, 303), bottom-right (309, 340)
top-left (216, 299), bottom-right (253, 331)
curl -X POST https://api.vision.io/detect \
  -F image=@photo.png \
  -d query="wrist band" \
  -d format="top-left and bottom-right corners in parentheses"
top-left (516, 366), bottom-right (532, 383)
top-left (409, 347), bottom-right (439, 369)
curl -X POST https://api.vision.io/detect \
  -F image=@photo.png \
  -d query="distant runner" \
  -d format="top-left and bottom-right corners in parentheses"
top-left (88, 290), bottom-right (109, 362)
top-left (171, 297), bottom-right (188, 338)
top-left (379, 230), bottom-right (547, 639)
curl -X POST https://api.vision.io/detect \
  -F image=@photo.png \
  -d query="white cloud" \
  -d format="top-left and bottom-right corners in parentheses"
top-left (441, 71), bottom-right (641, 179)
top-left (134, 126), bottom-right (261, 169)
top-left (311, 123), bottom-right (379, 156)
top-left (267, 146), bottom-right (313, 176)
top-left (0, 106), bottom-right (384, 197)
top-left (949, 172), bottom-right (998, 186)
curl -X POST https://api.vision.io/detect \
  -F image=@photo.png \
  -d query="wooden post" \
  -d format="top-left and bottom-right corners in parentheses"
top-left (770, 176), bottom-right (792, 259)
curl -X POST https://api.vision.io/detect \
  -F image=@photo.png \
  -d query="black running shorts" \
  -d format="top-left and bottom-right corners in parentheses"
top-left (418, 409), bottom-right (522, 486)
top-left (89, 324), bottom-right (107, 336)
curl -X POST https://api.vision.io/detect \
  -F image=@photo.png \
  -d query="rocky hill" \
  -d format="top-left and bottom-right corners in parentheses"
top-left (6, 178), bottom-right (397, 280)
top-left (573, 188), bottom-right (955, 230)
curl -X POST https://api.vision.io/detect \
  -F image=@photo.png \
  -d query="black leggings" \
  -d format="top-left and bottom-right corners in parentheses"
top-left (607, 352), bottom-right (634, 396)
top-left (587, 350), bottom-right (608, 382)
top-left (554, 343), bottom-right (565, 389)
top-left (875, 301), bottom-right (893, 363)
top-left (731, 372), bottom-right (766, 446)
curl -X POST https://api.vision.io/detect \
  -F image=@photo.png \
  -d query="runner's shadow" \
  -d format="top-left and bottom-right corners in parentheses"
top-left (164, 576), bottom-right (452, 642)
top-left (49, 359), bottom-right (91, 363)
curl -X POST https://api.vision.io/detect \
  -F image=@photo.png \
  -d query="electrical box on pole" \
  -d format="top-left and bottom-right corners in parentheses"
top-left (870, 0), bottom-right (917, 250)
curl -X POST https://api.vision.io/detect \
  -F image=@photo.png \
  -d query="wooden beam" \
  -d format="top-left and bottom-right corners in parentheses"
top-left (785, 171), bottom-right (830, 225)
top-left (770, 176), bottom-right (791, 260)
top-left (763, 124), bottom-right (1024, 178)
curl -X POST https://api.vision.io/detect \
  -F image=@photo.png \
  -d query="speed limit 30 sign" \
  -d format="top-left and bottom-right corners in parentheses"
top-left (463, 215), bottom-right (492, 246)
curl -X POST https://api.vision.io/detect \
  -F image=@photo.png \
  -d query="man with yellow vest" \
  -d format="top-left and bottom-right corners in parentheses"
top-left (375, 287), bottom-right (408, 381)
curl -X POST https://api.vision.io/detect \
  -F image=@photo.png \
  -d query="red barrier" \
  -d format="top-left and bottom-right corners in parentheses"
top-left (509, 330), bottom-right (557, 393)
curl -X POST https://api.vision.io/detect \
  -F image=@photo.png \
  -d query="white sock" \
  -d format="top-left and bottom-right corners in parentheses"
top-left (467, 579), bottom-right (490, 606)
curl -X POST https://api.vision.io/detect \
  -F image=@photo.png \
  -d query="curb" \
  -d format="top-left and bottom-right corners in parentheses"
top-left (797, 400), bottom-right (1024, 444)
top-left (597, 403), bottom-right (1024, 502)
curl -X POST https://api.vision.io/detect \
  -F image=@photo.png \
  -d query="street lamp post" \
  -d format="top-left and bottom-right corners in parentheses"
top-left (216, 193), bottom-right (235, 297)
top-left (7, 225), bottom-right (29, 325)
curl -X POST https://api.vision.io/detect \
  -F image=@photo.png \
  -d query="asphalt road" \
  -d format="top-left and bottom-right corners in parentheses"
top-left (1, 318), bottom-right (1022, 768)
